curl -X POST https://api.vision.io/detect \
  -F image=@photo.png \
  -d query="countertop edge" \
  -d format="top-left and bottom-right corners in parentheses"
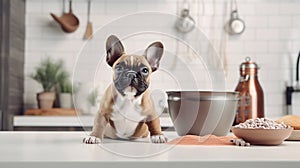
top-left (1, 161), bottom-right (300, 168)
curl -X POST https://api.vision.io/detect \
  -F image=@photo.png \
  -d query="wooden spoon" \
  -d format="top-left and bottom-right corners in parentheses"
top-left (83, 0), bottom-right (93, 39)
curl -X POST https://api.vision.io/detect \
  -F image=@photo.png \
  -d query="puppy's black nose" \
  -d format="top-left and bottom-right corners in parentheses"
top-left (126, 72), bottom-right (136, 79)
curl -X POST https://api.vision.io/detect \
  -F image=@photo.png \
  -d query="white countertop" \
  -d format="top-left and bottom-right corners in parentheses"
top-left (0, 131), bottom-right (300, 168)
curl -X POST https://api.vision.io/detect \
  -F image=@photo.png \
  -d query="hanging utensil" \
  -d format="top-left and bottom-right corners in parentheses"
top-left (50, 0), bottom-right (80, 33)
top-left (175, 0), bottom-right (195, 33)
top-left (225, 0), bottom-right (245, 35)
top-left (83, 0), bottom-right (93, 40)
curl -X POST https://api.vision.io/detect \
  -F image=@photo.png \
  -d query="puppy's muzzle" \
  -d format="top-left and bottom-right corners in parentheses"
top-left (125, 71), bottom-right (138, 85)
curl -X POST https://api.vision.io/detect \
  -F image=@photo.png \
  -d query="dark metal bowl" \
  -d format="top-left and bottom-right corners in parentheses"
top-left (167, 91), bottom-right (239, 136)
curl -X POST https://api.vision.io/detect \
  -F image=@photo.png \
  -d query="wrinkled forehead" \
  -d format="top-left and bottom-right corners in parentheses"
top-left (114, 55), bottom-right (150, 68)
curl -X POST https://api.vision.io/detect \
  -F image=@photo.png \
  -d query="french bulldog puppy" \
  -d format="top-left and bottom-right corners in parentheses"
top-left (83, 35), bottom-right (167, 144)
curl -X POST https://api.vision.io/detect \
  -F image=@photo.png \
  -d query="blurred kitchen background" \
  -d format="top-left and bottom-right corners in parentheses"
top-left (0, 0), bottom-right (300, 131)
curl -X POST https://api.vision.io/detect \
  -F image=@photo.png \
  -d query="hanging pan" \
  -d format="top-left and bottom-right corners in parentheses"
top-left (175, 0), bottom-right (195, 33)
top-left (225, 0), bottom-right (245, 35)
top-left (50, 0), bottom-right (80, 33)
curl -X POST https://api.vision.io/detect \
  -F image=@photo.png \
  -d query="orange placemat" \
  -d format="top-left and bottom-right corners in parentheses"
top-left (167, 134), bottom-right (236, 146)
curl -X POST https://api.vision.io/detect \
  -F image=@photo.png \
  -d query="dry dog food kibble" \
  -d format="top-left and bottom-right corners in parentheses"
top-left (234, 118), bottom-right (288, 129)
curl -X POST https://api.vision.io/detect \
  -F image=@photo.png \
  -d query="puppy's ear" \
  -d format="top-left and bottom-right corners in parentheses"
top-left (106, 35), bottom-right (124, 67)
top-left (144, 42), bottom-right (164, 72)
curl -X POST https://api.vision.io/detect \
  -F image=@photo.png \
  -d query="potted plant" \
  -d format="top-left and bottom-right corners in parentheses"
top-left (58, 79), bottom-right (72, 108)
top-left (30, 58), bottom-right (68, 109)
top-left (87, 87), bottom-right (99, 114)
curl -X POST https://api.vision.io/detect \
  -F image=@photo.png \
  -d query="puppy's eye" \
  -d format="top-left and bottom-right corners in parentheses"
top-left (115, 65), bottom-right (123, 73)
top-left (141, 68), bottom-right (149, 76)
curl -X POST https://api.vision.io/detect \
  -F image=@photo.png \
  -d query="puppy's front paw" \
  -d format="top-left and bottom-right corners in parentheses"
top-left (83, 136), bottom-right (101, 144)
top-left (151, 134), bottom-right (168, 143)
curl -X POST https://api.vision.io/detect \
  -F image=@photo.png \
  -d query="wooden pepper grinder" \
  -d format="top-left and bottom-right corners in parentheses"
top-left (234, 57), bottom-right (264, 125)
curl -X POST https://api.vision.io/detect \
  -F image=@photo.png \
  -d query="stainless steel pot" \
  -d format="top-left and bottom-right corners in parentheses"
top-left (167, 91), bottom-right (239, 136)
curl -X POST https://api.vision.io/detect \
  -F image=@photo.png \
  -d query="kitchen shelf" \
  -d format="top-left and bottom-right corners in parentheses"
top-left (13, 114), bottom-right (174, 131)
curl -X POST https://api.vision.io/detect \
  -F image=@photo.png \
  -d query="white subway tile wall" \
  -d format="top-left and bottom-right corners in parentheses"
top-left (25, 0), bottom-right (300, 118)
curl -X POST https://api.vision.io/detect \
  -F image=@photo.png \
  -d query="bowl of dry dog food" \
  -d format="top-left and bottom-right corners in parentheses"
top-left (232, 118), bottom-right (293, 145)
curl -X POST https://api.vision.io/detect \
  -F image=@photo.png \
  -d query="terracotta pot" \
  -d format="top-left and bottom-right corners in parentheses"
top-left (37, 92), bottom-right (56, 109)
top-left (59, 93), bottom-right (72, 108)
